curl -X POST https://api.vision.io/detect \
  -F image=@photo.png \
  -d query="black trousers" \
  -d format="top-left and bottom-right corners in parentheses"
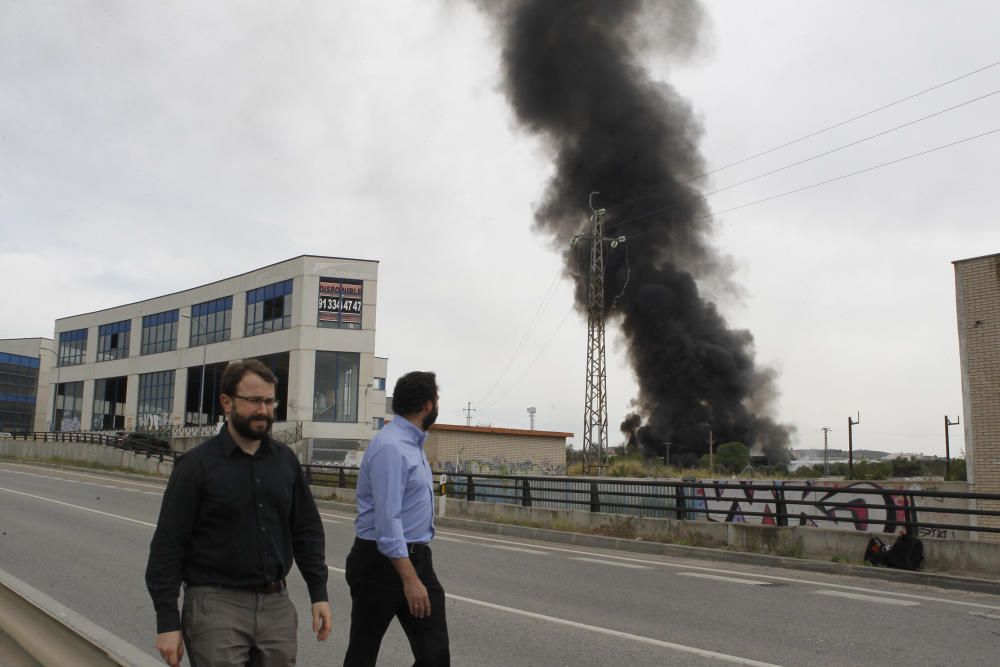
top-left (344, 537), bottom-right (450, 667)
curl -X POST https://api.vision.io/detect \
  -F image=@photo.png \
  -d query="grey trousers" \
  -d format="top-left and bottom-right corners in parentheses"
top-left (181, 585), bottom-right (298, 667)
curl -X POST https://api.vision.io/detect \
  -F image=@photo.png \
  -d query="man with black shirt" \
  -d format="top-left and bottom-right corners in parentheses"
top-left (146, 359), bottom-right (332, 666)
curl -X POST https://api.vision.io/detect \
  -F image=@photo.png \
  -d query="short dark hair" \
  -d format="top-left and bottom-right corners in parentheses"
top-left (391, 371), bottom-right (438, 416)
top-left (220, 359), bottom-right (277, 397)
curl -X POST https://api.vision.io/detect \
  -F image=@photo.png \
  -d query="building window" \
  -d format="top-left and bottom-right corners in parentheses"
top-left (58, 329), bottom-right (88, 367)
top-left (373, 377), bottom-right (386, 391)
top-left (55, 381), bottom-right (84, 431)
top-left (141, 310), bottom-right (178, 355)
top-left (317, 277), bottom-right (363, 329)
top-left (255, 352), bottom-right (289, 422)
top-left (97, 320), bottom-right (131, 362)
top-left (92, 376), bottom-right (127, 431)
top-left (246, 279), bottom-right (293, 337)
top-left (0, 352), bottom-right (40, 433)
top-left (185, 361), bottom-right (227, 426)
top-left (313, 351), bottom-right (360, 423)
top-left (372, 417), bottom-right (385, 430)
top-left (138, 370), bottom-right (175, 428)
top-left (189, 296), bottom-right (233, 346)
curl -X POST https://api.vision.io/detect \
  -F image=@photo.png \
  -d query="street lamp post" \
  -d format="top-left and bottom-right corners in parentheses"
top-left (40, 344), bottom-right (59, 431)
top-left (182, 314), bottom-right (208, 427)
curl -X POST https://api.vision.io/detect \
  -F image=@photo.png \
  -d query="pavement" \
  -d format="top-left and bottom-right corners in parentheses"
top-left (8, 457), bottom-right (1000, 598)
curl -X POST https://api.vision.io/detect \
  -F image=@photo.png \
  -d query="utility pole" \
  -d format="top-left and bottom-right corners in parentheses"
top-left (847, 412), bottom-right (860, 479)
top-left (574, 192), bottom-right (626, 476)
top-left (821, 426), bottom-right (831, 476)
top-left (463, 402), bottom-right (476, 427)
top-left (944, 415), bottom-right (960, 468)
top-left (708, 430), bottom-right (715, 476)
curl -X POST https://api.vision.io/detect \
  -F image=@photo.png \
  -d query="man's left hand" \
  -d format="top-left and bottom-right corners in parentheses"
top-left (312, 601), bottom-right (333, 641)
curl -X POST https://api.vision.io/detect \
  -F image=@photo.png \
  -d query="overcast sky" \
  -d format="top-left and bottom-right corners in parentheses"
top-left (2, 1), bottom-right (998, 457)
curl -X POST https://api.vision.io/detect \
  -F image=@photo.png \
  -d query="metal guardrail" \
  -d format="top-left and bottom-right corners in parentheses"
top-left (0, 566), bottom-right (160, 666)
top-left (6, 422), bottom-right (305, 464)
top-left (8, 431), bottom-right (177, 463)
top-left (438, 472), bottom-right (1000, 536)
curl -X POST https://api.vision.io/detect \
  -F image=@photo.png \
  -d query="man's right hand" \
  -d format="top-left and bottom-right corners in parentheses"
top-left (403, 577), bottom-right (431, 618)
top-left (155, 630), bottom-right (184, 666)
top-left (392, 556), bottom-right (431, 618)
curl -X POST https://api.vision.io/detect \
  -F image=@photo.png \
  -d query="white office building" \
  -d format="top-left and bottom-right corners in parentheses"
top-left (45, 255), bottom-right (387, 460)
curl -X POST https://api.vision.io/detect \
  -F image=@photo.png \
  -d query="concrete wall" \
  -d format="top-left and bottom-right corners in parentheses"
top-left (0, 439), bottom-right (173, 476)
top-left (443, 498), bottom-right (999, 577)
top-left (954, 253), bottom-right (1000, 541)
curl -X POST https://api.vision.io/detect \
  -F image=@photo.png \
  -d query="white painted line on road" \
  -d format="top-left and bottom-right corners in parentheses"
top-left (330, 563), bottom-right (783, 665)
top-left (813, 590), bottom-right (920, 606)
top-left (435, 535), bottom-right (549, 555)
top-left (969, 611), bottom-right (1000, 621)
top-left (434, 529), bottom-right (1000, 612)
top-left (0, 486), bottom-right (156, 528)
top-left (319, 512), bottom-right (344, 524)
top-left (569, 557), bottom-right (648, 569)
top-left (447, 592), bottom-right (782, 666)
top-left (678, 573), bottom-right (771, 586)
top-left (0, 464), bottom-right (165, 491)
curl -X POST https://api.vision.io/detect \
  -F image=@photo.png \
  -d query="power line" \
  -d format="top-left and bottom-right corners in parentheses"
top-left (601, 57), bottom-right (1000, 217)
top-left (692, 58), bottom-right (1000, 181)
top-left (480, 305), bottom-right (575, 410)
top-left (605, 86), bottom-right (1000, 231)
top-left (476, 266), bottom-right (565, 405)
top-left (697, 88), bottom-right (1000, 200)
top-left (618, 125), bottom-right (1000, 239)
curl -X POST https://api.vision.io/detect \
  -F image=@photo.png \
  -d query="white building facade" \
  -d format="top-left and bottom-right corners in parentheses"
top-left (46, 255), bottom-right (388, 459)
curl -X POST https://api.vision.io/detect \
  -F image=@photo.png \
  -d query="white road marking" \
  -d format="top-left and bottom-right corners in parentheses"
top-left (328, 564), bottom-right (782, 665)
top-left (318, 512), bottom-right (343, 524)
top-left (0, 463), bottom-right (165, 490)
top-left (678, 572), bottom-right (771, 586)
top-left (435, 535), bottom-right (548, 555)
top-left (969, 611), bottom-right (1000, 620)
top-left (434, 529), bottom-right (1000, 611)
top-left (569, 557), bottom-right (648, 569)
top-left (813, 590), bottom-right (920, 606)
top-left (0, 486), bottom-right (156, 528)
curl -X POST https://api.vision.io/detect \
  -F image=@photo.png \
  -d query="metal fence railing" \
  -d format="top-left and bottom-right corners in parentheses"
top-left (7, 431), bottom-right (178, 463)
top-left (299, 466), bottom-right (1000, 537)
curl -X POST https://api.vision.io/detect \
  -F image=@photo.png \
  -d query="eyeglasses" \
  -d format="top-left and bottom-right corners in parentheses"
top-left (231, 395), bottom-right (280, 408)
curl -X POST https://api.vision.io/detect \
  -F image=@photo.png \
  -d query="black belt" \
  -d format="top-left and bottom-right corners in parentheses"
top-left (229, 579), bottom-right (286, 594)
top-left (354, 537), bottom-right (430, 556)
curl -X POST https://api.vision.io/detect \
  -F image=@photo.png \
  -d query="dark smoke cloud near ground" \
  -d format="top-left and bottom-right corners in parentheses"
top-left (477, 0), bottom-right (794, 465)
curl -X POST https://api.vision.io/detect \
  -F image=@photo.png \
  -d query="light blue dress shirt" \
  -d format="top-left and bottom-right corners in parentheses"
top-left (354, 416), bottom-right (435, 559)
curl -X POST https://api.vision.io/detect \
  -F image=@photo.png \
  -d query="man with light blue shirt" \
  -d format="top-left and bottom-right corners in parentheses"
top-left (344, 371), bottom-right (449, 666)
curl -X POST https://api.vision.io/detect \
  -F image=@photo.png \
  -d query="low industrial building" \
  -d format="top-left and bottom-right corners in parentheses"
top-left (425, 423), bottom-right (570, 474)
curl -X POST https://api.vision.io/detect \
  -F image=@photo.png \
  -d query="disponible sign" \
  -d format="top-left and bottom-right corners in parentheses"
top-left (318, 277), bottom-right (363, 329)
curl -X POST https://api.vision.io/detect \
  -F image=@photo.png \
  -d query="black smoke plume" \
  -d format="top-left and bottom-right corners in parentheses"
top-left (478, 0), bottom-right (793, 465)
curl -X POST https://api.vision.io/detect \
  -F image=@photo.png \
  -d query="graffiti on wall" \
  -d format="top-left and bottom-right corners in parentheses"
top-left (441, 456), bottom-right (565, 476)
top-left (686, 481), bottom-right (913, 535)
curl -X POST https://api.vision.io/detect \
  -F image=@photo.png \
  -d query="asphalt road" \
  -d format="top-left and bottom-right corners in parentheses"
top-left (1, 460), bottom-right (999, 666)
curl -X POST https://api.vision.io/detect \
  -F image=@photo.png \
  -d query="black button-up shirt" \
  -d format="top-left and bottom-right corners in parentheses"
top-left (145, 427), bottom-right (328, 633)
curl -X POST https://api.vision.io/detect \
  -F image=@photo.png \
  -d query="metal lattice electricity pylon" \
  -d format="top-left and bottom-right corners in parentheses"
top-left (573, 192), bottom-right (625, 476)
